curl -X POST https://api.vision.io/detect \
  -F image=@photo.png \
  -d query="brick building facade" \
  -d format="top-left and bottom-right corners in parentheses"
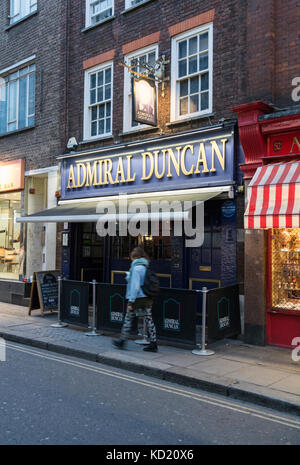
top-left (0, 0), bottom-right (67, 302)
top-left (1, 0), bottom-right (300, 346)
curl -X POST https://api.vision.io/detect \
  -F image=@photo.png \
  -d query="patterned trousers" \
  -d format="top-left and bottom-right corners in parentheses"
top-left (121, 298), bottom-right (157, 343)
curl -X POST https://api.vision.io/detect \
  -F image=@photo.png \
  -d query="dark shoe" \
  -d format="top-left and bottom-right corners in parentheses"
top-left (143, 342), bottom-right (158, 352)
top-left (112, 338), bottom-right (126, 349)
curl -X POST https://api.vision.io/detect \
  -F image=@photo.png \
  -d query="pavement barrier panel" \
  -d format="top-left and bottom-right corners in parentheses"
top-left (152, 288), bottom-right (197, 346)
top-left (96, 283), bottom-right (197, 346)
top-left (207, 284), bottom-right (241, 340)
top-left (96, 283), bottom-right (127, 332)
top-left (60, 280), bottom-right (90, 328)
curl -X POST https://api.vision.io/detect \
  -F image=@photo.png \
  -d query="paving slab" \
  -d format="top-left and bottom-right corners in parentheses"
top-left (228, 366), bottom-right (290, 387)
top-left (189, 358), bottom-right (248, 376)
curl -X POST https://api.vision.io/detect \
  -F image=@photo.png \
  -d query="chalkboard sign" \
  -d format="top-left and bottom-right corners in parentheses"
top-left (29, 270), bottom-right (59, 315)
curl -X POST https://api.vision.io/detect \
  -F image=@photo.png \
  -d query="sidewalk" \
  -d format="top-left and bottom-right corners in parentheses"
top-left (0, 302), bottom-right (299, 416)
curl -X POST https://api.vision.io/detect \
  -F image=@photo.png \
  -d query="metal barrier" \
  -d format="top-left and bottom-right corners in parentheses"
top-left (51, 280), bottom-right (240, 351)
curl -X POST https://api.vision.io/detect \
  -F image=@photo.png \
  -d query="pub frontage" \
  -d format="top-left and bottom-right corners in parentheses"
top-left (19, 124), bottom-right (243, 300)
top-left (233, 101), bottom-right (300, 348)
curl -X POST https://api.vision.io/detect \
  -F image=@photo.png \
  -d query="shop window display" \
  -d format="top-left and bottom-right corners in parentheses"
top-left (271, 229), bottom-right (300, 311)
top-left (0, 193), bottom-right (22, 280)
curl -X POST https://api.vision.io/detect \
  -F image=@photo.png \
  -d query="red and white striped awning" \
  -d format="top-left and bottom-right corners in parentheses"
top-left (245, 161), bottom-right (300, 229)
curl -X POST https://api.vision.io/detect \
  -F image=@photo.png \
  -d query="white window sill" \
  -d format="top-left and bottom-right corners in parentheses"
top-left (82, 15), bottom-right (115, 33)
top-left (121, 0), bottom-right (156, 14)
top-left (167, 112), bottom-right (215, 127)
top-left (5, 10), bottom-right (38, 30)
top-left (120, 126), bottom-right (159, 136)
top-left (80, 134), bottom-right (113, 144)
top-left (0, 125), bottom-right (35, 138)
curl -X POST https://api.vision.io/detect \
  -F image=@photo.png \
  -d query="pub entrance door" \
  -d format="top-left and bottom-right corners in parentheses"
top-left (71, 223), bottom-right (105, 282)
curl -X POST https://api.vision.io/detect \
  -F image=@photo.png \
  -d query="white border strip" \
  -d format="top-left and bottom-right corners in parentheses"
top-left (58, 185), bottom-right (232, 205)
top-left (0, 55), bottom-right (36, 76)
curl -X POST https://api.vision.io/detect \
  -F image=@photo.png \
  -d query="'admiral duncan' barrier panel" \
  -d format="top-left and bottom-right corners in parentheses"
top-left (60, 280), bottom-right (89, 328)
top-left (206, 284), bottom-right (241, 341)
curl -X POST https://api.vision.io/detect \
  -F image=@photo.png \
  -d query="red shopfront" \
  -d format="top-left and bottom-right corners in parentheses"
top-left (233, 102), bottom-right (300, 348)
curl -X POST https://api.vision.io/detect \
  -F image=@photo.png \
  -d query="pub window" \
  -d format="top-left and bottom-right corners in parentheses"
top-left (170, 23), bottom-right (213, 122)
top-left (84, 61), bottom-right (113, 140)
top-left (86, 0), bottom-right (114, 28)
top-left (112, 226), bottom-right (171, 260)
top-left (9, 0), bottom-right (37, 24)
top-left (123, 44), bottom-right (158, 133)
top-left (0, 64), bottom-right (35, 135)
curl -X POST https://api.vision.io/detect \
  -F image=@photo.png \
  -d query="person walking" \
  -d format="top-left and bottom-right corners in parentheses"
top-left (112, 247), bottom-right (158, 352)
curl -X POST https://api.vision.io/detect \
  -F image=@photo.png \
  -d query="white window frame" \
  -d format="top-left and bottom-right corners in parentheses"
top-left (85, 0), bottom-right (114, 28)
top-left (10, 0), bottom-right (37, 24)
top-left (125, 0), bottom-right (146, 9)
top-left (0, 63), bottom-right (36, 135)
top-left (170, 23), bottom-right (213, 122)
top-left (123, 44), bottom-right (158, 133)
top-left (83, 61), bottom-right (113, 141)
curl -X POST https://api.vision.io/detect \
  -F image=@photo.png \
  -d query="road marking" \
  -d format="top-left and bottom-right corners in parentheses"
top-left (5, 342), bottom-right (300, 430)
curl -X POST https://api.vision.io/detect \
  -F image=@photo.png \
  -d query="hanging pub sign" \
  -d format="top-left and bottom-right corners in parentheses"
top-left (132, 76), bottom-right (157, 127)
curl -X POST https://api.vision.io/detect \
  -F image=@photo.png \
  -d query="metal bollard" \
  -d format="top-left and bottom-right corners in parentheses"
top-left (51, 276), bottom-right (68, 328)
top-left (192, 287), bottom-right (215, 356)
top-left (86, 280), bottom-right (99, 336)
top-left (134, 317), bottom-right (150, 345)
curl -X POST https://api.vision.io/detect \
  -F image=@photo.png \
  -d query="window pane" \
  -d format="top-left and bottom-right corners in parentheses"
top-left (98, 119), bottom-right (104, 134)
top-left (99, 104), bottom-right (105, 118)
top-left (178, 40), bottom-right (187, 59)
top-left (8, 81), bottom-right (17, 123)
top-left (178, 60), bottom-right (187, 78)
top-left (189, 36), bottom-right (198, 56)
top-left (179, 97), bottom-right (188, 115)
top-left (199, 53), bottom-right (208, 71)
top-left (91, 106), bottom-right (98, 121)
top-left (105, 68), bottom-right (111, 84)
top-left (106, 117), bottom-right (111, 133)
top-left (201, 72), bottom-right (209, 91)
top-left (201, 92), bottom-right (209, 110)
top-left (97, 87), bottom-right (103, 102)
top-left (105, 84), bottom-right (111, 99)
top-left (199, 32), bottom-right (208, 52)
top-left (28, 115), bottom-right (34, 126)
top-left (180, 80), bottom-right (188, 97)
top-left (190, 94), bottom-right (199, 113)
top-left (148, 52), bottom-right (156, 68)
top-left (90, 89), bottom-right (96, 104)
top-left (0, 84), bottom-right (7, 134)
top-left (97, 71), bottom-right (103, 86)
top-left (106, 101), bottom-right (111, 116)
top-left (19, 67), bottom-right (28, 77)
top-left (190, 76), bottom-right (199, 94)
top-left (91, 121), bottom-right (97, 136)
top-left (28, 73), bottom-right (35, 116)
top-left (18, 76), bottom-right (27, 129)
top-left (90, 74), bottom-right (96, 89)
top-left (189, 56), bottom-right (198, 74)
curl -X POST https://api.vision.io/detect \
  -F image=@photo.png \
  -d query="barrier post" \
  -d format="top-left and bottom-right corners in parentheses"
top-left (192, 287), bottom-right (214, 356)
top-left (51, 276), bottom-right (68, 328)
top-left (134, 317), bottom-right (150, 345)
top-left (86, 280), bottom-right (99, 336)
